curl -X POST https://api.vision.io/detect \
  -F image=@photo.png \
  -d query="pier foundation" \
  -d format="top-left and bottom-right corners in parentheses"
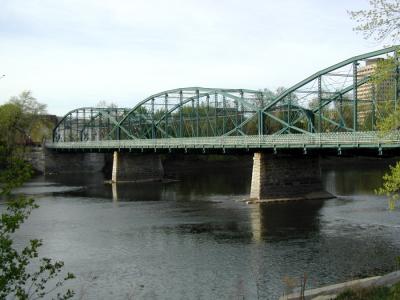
top-left (250, 153), bottom-right (332, 201)
top-left (111, 151), bottom-right (164, 183)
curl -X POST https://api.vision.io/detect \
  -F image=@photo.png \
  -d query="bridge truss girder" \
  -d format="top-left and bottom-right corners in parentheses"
top-left (53, 46), bottom-right (400, 142)
top-left (53, 107), bottom-right (130, 142)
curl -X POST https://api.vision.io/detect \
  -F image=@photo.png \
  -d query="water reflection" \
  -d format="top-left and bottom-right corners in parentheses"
top-left (251, 201), bottom-right (323, 242)
top-left (111, 183), bottom-right (118, 202)
top-left (320, 157), bottom-right (399, 196)
top-left (14, 157), bottom-right (400, 299)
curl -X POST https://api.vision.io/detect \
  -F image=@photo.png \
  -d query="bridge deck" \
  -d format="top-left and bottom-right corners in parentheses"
top-left (46, 132), bottom-right (400, 153)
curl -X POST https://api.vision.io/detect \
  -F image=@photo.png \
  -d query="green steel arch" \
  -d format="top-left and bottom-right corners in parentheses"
top-left (53, 46), bottom-right (400, 142)
top-left (112, 88), bottom-right (265, 139)
top-left (53, 107), bottom-right (130, 142)
top-left (261, 45), bottom-right (400, 133)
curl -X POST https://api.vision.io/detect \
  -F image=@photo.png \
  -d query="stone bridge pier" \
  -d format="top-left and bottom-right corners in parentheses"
top-left (111, 151), bottom-right (164, 183)
top-left (250, 153), bottom-right (333, 202)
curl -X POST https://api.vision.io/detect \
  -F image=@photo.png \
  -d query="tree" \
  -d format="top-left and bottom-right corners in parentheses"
top-left (9, 90), bottom-right (47, 115)
top-left (0, 103), bottom-right (24, 148)
top-left (0, 150), bottom-right (75, 299)
top-left (8, 91), bottom-right (51, 144)
top-left (348, 0), bottom-right (400, 42)
top-left (0, 96), bottom-right (75, 298)
top-left (96, 100), bottom-right (117, 108)
top-left (350, 1), bottom-right (400, 209)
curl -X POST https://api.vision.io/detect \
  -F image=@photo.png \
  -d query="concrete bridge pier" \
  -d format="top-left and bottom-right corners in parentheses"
top-left (250, 153), bottom-right (333, 202)
top-left (111, 151), bottom-right (164, 183)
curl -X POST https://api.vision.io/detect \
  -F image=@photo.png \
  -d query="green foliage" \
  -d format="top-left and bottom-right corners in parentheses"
top-left (0, 149), bottom-right (75, 299)
top-left (96, 100), bottom-right (117, 108)
top-left (336, 281), bottom-right (400, 300)
top-left (366, 53), bottom-right (400, 209)
top-left (376, 107), bottom-right (400, 132)
top-left (376, 161), bottom-right (400, 210)
top-left (7, 90), bottom-right (51, 144)
top-left (396, 256), bottom-right (400, 270)
top-left (0, 104), bottom-right (23, 148)
top-left (0, 151), bottom-right (32, 194)
top-left (348, 0), bottom-right (400, 43)
top-left (9, 90), bottom-right (47, 116)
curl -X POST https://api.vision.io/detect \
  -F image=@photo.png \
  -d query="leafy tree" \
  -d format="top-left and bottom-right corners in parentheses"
top-left (96, 100), bottom-right (117, 108)
top-left (8, 90), bottom-right (51, 144)
top-left (9, 91), bottom-right (47, 116)
top-left (0, 103), bottom-right (24, 148)
top-left (0, 153), bottom-right (75, 299)
top-left (0, 95), bottom-right (75, 298)
top-left (363, 56), bottom-right (400, 208)
top-left (349, 0), bottom-right (400, 42)
top-left (349, 1), bottom-right (400, 209)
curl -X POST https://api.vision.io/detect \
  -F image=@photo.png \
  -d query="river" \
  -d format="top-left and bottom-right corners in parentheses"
top-left (8, 156), bottom-right (400, 299)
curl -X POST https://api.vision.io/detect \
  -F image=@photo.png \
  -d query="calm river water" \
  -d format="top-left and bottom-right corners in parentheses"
top-left (9, 157), bottom-right (400, 299)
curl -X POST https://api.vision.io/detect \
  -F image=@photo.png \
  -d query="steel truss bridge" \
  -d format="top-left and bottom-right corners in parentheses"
top-left (48, 46), bottom-right (400, 153)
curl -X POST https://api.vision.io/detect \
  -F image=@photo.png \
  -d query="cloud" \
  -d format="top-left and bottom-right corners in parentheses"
top-left (0, 0), bottom-right (376, 116)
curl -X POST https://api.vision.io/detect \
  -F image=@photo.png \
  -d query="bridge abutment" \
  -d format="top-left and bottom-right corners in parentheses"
top-left (111, 151), bottom-right (164, 183)
top-left (44, 149), bottom-right (106, 174)
top-left (250, 153), bottom-right (333, 202)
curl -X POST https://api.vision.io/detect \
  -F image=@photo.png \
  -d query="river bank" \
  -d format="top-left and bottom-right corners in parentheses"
top-left (281, 271), bottom-right (400, 300)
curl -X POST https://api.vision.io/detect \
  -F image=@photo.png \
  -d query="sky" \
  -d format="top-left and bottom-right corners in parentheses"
top-left (0, 0), bottom-right (386, 116)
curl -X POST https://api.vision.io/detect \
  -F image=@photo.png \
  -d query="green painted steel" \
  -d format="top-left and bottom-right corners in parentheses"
top-left (53, 107), bottom-right (130, 142)
top-left (52, 46), bottom-right (400, 147)
top-left (47, 131), bottom-right (400, 151)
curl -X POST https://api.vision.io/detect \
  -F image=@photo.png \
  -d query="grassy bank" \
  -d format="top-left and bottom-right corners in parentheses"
top-left (336, 281), bottom-right (400, 300)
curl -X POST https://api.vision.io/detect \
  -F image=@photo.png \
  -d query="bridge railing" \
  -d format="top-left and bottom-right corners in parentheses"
top-left (45, 131), bottom-right (400, 150)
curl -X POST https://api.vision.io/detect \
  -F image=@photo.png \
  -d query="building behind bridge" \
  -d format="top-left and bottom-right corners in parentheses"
top-left (357, 58), bottom-right (395, 124)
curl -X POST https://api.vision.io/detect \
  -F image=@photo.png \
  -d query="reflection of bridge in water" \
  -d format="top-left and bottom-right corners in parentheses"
top-left (46, 47), bottom-right (400, 201)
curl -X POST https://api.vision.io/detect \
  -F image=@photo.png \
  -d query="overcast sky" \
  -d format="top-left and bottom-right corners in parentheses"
top-left (0, 0), bottom-right (385, 116)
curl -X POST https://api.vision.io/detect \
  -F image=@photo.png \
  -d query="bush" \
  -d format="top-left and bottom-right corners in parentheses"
top-left (0, 154), bottom-right (75, 299)
top-left (336, 281), bottom-right (400, 300)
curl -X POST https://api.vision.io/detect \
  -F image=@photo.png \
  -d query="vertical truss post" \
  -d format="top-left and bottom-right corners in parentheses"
top-left (81, 109), bottom-right (85, 141)
top-left (206, 94), bottom-right (210, 136)
top-left (353, 61), bottom-right (358, 132)
top-left (318, 76), bottom-right (322, 133)
top-left (90, 108), bottom-right (93, 141)
top-left (138, 114), bottom-right (142, 137)
top-left (76, 111), bottom-right (79, 141)
top-left (240, 103), bottom-right (244, 128)
top-left (339, 95), bottom-right (343, 127)
top-left (258, 92), bottom-right (264, 136)
top-left (237, 91), bottom-right (243, 134)
top-left (151, 98), bottom-right (155, 139)
top-left (179, 90), bottom-right (183, 138)
top-left (107, 110), bottom-right (110, 139)
top-left (240, 92), bottom-right (244, 126)
top-left (196, 89), bottom-right (200, 137)
top-left (235, 99), bottom-right (239, 134)
top-left (99, 113), bottom-right (102, 141)
top-left (214, 92), bottom-right (218, 136)
top-left (116, 126), bottom-right (120, 140)
top-left (165, 94), bottom-right (168, 138)
top-left (127, 110), bottom-right (131, 139)
top-left (115, 109), bottom-right (121, 141)
top-left (287, 94), bottom-right (291, 134)
top-left (222, 95), bottom-right (226, 135)
top-left (191, 98), bottom-right (195, 137)
top-left (69, 114), bottom-right (73, 141)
